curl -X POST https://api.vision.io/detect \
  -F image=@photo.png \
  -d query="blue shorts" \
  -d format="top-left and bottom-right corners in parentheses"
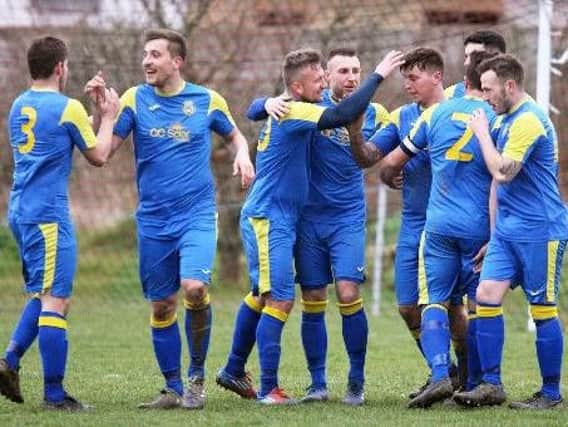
top-left (240, 215), bottom-right (295, 301)
top-left (394, 230), bottom-right (421, 305)
top-left (295, 219), bottom-right (366, 288)
top-left (9, 220), bottom-right (77, 298)
top-left (480, 236), bottom-right (567, 304)
top-left (419, 231), bottom-right (486, 305)
top-left (138, 214), bottom-right (217, 301)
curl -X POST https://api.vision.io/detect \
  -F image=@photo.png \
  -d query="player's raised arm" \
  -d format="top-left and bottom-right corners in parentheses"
top-left (317, 50), bottom-right (404, 130)
top-left (346, 114), bottom-right (387, 168)
top-left (82, 87), bottom-right (120, 166)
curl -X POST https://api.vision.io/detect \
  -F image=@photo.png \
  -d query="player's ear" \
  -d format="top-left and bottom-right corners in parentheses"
top-left (173, 55), bottom-right (184, 70)
top-left (432, 70), bottom-right (443, 84)
top-left (290, 81), bottom-right (303, 97)
top-left (504, 79), bottom-right (515, 94)
top-left (53, 61), bottom-right (63, 77)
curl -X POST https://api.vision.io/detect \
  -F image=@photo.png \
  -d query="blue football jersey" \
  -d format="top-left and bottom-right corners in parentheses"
top-left (370, 102), bottom-right (431, 235)
top-left (241, 102), bottom-right (327, 224)
top-left (492, 96), bottom-right (568, 241)
top-left (114, 82), bottom-right (235, 239)
top-left (444, 81), bottom-right (466, 100)
top-left (8, 88), bottom-right (97, 223)
top-left (403, 95), bottom-right (495, 240)
top-left (302, 89), bottom-right (390, 223)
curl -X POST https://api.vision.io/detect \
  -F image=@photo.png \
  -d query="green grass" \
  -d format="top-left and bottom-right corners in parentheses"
top-left (1, 219), bottom-right (568, 425)
top-left (1, 287), bottom-right (568, 426)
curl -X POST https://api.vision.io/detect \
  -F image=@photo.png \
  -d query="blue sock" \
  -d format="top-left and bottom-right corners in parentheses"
top-left (421, 305), bottom-right (450, 382)
top-left (339, 299), bottom-right (367, 387)
top-left (184, 298), bottom-right (212, 379)
top-left (5, 297), bottom-right (41, 370)
top-left (301, 301), bottom-right (327, 389)
top-left (38, 312), bottom-right (68, 403)
top-left (151, 314), bottom-right (182, 396)
top-left (533, 307), bottom-right (563, 400)
top-left (476, 303), bottom-right (504, 385)
top-left (466, 315), bottom-right (482, 391)
top-left (256, 307), bottom-right (287, 397)
top-left (225, 294), bottom-right (262, 378)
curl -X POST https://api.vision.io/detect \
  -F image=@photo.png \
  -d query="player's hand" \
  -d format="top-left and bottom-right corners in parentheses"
top-left (468, 108), bottom-right (490, 138)
top-left (375, 50), bottom-right (405, 78)
top-left (84, 70), bottom-right (106, 105)
top-left (472, 243), bottom-right (488, 274)
top-left (99, 88), bottom-right (120, 119)
top-left (265, 95), bottom-right (291, 121)
top-left (233, 146), bottom-right (255, 189)
top-left (384, 170), bottom-right (403, 190)
top-left (346, 113), bottom-right (364, 135)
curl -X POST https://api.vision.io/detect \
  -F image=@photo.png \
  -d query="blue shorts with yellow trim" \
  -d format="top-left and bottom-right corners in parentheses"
top-left (9, 219), bottom-right (77, 298)
top-left (419, 232), bottom-right (485, 305)
top-left (138, 214), bottom-right (217, 301)
top-left (240, 214), bottom-right (295, 301)
top-left (295, 218), bottom-right (366, 288)
top-left (480, 236), bottom-right (567, 304)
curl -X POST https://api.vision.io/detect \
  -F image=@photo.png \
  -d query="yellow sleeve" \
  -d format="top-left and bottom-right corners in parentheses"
top-left (282, 102), bottom-right (326, 123)
top-left (59, 99), bottom-right (97, 149)
top-left (502, 112), bottom-right (546, 162)
top-left (119, 86), bottom-right (137, 116)
top-left (208, 89), bottom-right (236, 126)
top-left (371, 103), bottom-right (391, 128)
top-left (444, 84), bottom-right (456, 99)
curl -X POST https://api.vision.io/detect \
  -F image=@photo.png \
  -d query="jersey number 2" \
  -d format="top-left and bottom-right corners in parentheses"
top-left (445, 112), bottom-right (473, 162)
top-left (19, 106), bottom-right (38, 154)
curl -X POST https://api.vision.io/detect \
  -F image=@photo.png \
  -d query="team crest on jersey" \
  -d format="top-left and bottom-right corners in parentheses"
top-left (182, 100), bottom-right (195, 116)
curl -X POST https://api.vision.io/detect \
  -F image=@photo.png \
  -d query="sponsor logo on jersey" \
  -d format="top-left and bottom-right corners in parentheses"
top-left (321, 127), bottom-right (350, 146)
top-left (149, 123), bottom-right (190, 142)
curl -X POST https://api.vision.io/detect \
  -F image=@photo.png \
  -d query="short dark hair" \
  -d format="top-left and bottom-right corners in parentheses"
top-left (327, 47), bottom-right (358, 62)
top-left (464, 30), bottom-right (506, 54)
top-left (282, 48), bottom-right (323, 87)
top-left (27, 36), bottom-right (68, 80)
top-left (400, 47), bottom-right (444, 74)
top-left (478, 54), bottom-right (524, 86)
top-left (465, 51), bottom-right (498, 90)
top-left (143, 28), bottom-right (187, 60)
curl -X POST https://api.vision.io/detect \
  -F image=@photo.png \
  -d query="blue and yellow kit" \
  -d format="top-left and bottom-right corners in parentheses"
top-left (241, 101), bottom-right (326, 300)
top-left (481, 96), bottom-right (568, 304)
top-left (8, 88), bottom-right (97, 297)
top-left (296, 89), bottom-right (390, 287)
top-left (114, 82), bottom-right (235, 299)
top-left (402, 96), bottom-right (496, 304)
top-left (444, 81), bottom-right (466, 100)
top-left (369, 102), bottom-right (432, 305)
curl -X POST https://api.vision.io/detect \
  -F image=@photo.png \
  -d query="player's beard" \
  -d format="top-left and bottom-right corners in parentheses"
top-left (497, 87), bottom-right (512, 114)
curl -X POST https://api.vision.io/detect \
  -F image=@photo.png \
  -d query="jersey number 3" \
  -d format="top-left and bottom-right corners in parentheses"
top-left (19, 106), bottom-right (38, 154)
top-left (445, 112), bottom-right (473, 162)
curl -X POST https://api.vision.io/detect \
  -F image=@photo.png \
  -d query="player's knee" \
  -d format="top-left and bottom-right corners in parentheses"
top-left (151, 296), bottom-right (177, 321)
top-left (265, 297), bottom-right (294, 314)
top-left (475, 282), bottom-right (494, 304)
top-left (181, 279), bottom-right (207, 303)
top-left (301, 287), bottom-right (327, 302)
top-left (40, 294), bottom-right (70, 315)
top-left (398, 304), bottom-right (420, 325)
top-left (336, 281), bottom-right (360, 304)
